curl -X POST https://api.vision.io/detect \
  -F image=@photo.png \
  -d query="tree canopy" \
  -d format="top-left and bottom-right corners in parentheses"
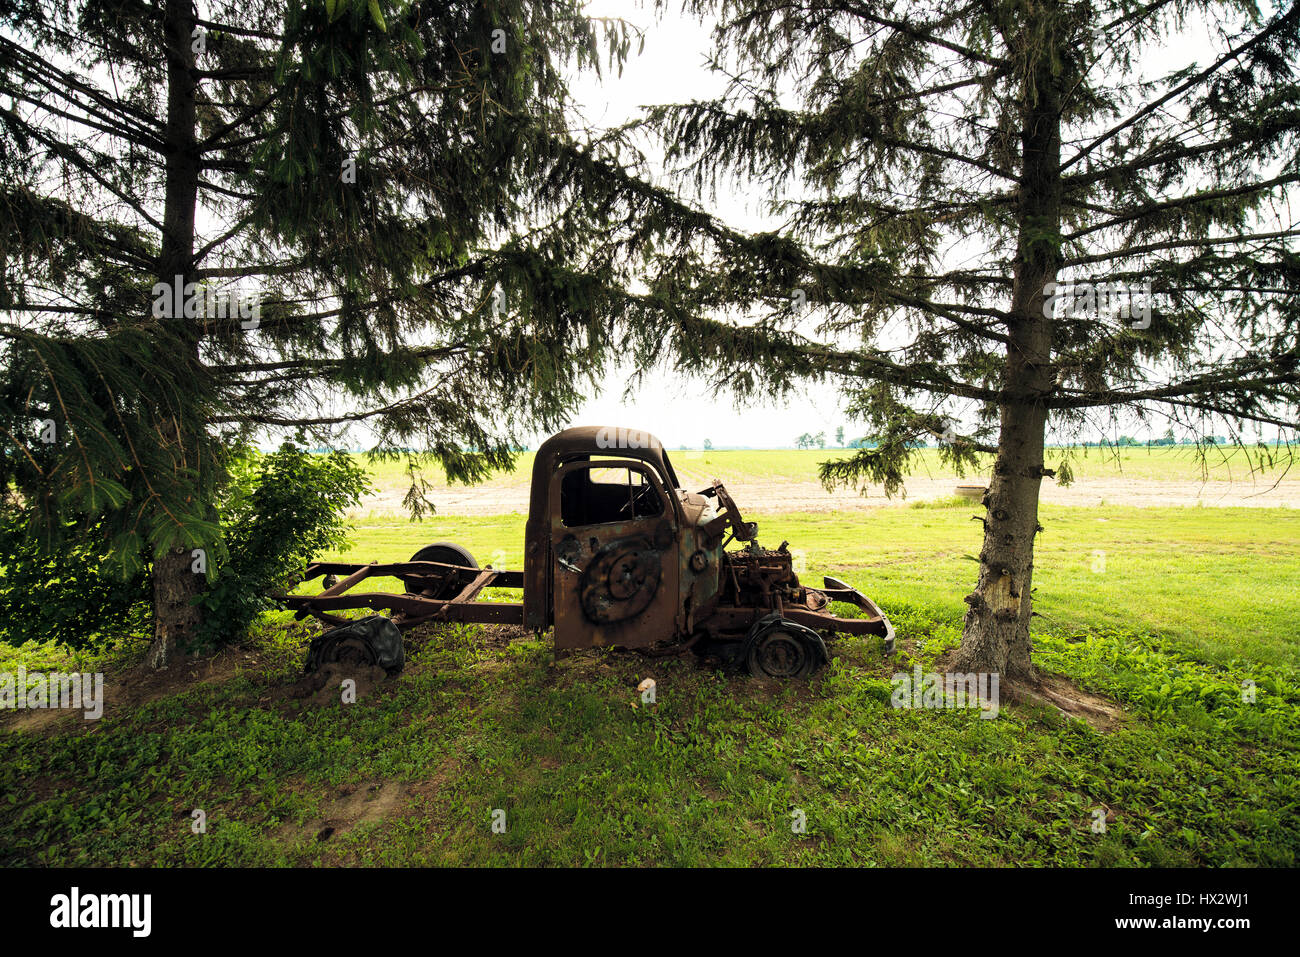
top-left (0, 0), bottom-right (671, 661)
top-left (628, 0), bottom-right (1300, 677)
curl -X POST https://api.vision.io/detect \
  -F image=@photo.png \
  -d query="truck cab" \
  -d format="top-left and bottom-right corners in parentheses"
top-left (523, 426), bottom-right (723, 651)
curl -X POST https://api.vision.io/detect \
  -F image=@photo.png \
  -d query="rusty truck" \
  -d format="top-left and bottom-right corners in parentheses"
top-left (283, 426), bottom-right (894, 679)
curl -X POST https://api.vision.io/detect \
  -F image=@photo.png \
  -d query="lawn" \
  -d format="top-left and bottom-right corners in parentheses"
top-left (352, 443), bottom-right (1287, 504)
top-left (309, 501), bottom-right (1300, 669)
top-left (2, 497), bottom-right (1296, 867)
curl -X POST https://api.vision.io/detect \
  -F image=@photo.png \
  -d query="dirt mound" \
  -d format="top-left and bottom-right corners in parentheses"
top-left (288, 662), bottom-right (390, 707)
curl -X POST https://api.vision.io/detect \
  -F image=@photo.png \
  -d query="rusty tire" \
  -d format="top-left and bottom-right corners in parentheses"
top-left (404, 542), bottom-right (478, 598)
top-left (747, 626), bottom-right (820, 679)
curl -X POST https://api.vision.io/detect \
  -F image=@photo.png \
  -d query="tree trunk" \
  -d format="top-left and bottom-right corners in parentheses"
top-left (951, 7), bottom-right (1064, 682)
top-left (952, 395), bottom-right (1050, 681)
top-left (147, 547), bottom-right (202, 668)
top-left (146, 0), bottom-right (203, 668)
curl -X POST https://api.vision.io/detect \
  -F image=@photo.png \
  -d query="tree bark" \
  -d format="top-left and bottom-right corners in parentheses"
top-left (951, 7), bottom-right (1064, 682)
top-left (952, 381), bottom-right (1051, 681)
top-left (147, 0), bottom-right (203, 669)
top-left (147, 547), bottom-right (202, 668)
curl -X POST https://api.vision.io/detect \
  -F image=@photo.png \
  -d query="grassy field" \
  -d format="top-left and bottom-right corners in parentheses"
top-left (1, 456), bottom-right (1298, 867)
top-left (303, 502), bottom-right (1300, 669)
top-left (354, 443), bottom-right (1291, 500)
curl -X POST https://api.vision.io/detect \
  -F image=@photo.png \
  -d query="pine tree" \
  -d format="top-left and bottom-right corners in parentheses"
top-left (0, 0), bottom-right (646, 666)
top-left (638, 0), bottom-right (1300, 682)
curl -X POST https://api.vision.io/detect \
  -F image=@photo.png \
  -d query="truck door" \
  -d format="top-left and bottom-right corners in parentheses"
top-left (548, 459), bottom-right (680, 650)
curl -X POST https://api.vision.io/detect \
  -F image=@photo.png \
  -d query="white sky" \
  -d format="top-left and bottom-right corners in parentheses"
top-left (554, 1), bottom-right (855, 449)
top-left (548, 1), bottom-right (1241, 450)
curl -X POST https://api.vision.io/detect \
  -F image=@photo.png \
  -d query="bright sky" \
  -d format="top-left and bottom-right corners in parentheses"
top-left (554, 1), bottom-right (1228, 450)
top-left (556, 1), bottom-right (854, 449)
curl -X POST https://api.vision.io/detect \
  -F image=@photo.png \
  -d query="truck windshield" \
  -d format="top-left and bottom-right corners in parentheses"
top-left (560, 465), bottom-right (665, 527)
top-left (659, 451), bottom-right (681, 491)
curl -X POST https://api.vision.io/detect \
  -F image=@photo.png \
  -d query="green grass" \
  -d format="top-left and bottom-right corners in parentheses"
top-left (1, 619), bottom-right (1295, 867)
top-left (353, 443), bottom-right (1292, 508)
top-left (2, 499), bottom-right (1297, 867)
top-left (312, 502), bottom-right (1300, 669)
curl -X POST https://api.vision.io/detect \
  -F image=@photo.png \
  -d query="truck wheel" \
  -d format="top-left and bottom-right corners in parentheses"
top-left (405, 542), bottom-right (478, 598)
top-left (746, 625), bottom-right (822, 679)
top-left (306, 615), bottom-right (405, 677)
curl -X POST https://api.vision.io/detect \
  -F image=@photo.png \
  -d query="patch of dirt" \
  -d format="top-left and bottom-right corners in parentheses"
top-left (1010, 673), bottom-right (1128, 732)
top-left (323, 781), bottom-right (403, 829)
top-left (286, 662), bottom-right (390, 707)
top-left (2, 704), bottom-right (80, 734)
top-left (271, 781), bottom-right (407, 847)
top-left (355, 474), bottom-right (1300, 515)
top-left (476, 623), bottom-right (533, 647)
top-left (0, 645), bottom-right (267, 734)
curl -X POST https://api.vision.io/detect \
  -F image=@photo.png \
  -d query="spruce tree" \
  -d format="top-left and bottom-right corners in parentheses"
top-left (0, 0), bottom-right (644, 665)
top-left (637, 0), bottom-right (1300, 681)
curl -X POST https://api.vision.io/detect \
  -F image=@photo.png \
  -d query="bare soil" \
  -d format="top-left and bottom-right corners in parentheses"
top-left (314, 781), bottom-right (405, 840)
top-left (267, 780), bottom-right (408, 848)
top-left (287, 661), bottom-right (390, 707)
top-left (0, 644), bottom-right (269, 734)
top-left (1002, 672), bottom-right (1129, 732)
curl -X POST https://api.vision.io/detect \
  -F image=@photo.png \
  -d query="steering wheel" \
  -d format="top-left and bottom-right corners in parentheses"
top-left (618, 481), bottom-right (659, 518)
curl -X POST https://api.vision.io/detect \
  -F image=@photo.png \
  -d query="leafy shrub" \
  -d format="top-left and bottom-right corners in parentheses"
top-left (0, 512), bottom-right (150, 649)
top-left (193, 444), bottom-right (371, 647)
top-left (0, 443), bottom-right (371, 652)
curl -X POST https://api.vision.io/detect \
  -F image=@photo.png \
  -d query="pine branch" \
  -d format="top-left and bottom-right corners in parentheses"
top-left (1062, 3), bottom-right (1300, 172)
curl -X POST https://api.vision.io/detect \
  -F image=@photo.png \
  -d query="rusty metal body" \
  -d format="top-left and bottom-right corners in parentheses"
top-left (284, 426), bottom-right (894, 673)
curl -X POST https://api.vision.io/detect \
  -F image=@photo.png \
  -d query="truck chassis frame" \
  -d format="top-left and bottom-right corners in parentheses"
top-left (283, 559), bottom-right (894, 653)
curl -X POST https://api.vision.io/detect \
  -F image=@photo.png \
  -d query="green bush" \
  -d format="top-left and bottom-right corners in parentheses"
top-left (0, 443), bottom-right (371, 651)
top-left (0, 512), bottom-right (150, 649)
top-left (193, 444), bottom-right (371, 647)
